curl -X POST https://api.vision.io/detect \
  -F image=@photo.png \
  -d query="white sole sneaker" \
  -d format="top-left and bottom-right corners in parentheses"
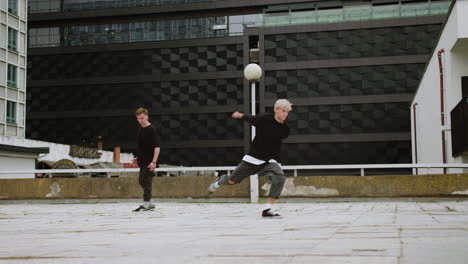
top-left (207, 178), bottom-right (220, 194)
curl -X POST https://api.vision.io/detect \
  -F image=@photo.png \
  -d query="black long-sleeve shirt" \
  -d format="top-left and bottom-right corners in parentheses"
top-left (136, 124), bottom-right (161, 167)
top-left (243, 113), bottom-right (289, 162)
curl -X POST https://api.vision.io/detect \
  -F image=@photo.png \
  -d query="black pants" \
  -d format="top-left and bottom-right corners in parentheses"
top-left (139, 166), bottom-right (154, 202)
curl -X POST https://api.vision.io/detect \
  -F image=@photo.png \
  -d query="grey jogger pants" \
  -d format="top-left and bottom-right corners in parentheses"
top-left (218, 161), bottom-right (286, 198)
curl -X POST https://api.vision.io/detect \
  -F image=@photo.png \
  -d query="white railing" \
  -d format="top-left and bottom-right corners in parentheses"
top-left (1, 163), bottom-right (467, 176)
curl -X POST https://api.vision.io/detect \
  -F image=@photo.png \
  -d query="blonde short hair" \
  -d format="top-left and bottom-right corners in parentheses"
top-left (274, 99), bottom-right (292, 111)
top-left (135, 108), bottom-right (149, 116)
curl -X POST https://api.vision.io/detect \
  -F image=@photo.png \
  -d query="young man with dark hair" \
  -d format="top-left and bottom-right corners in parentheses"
top-left (132, 108), bottom-right (161, 212)
top-left (208, 99), bottom-right (292, 217)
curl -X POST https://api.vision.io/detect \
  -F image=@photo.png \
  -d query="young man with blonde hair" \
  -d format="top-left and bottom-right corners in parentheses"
top-left (208, 99), bottom-right (292, 217)
top-left (132, 108), bottom-right (161, 211)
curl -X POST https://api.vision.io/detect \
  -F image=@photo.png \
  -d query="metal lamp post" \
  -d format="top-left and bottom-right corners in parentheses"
top-left (243, 63), bottom-right (262, 203)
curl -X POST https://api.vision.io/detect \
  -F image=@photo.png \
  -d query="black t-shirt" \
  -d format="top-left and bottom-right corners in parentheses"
top-left (136, 124), bottom-right (161, 166)
top-left (243, 113), bottom-right (289, 162)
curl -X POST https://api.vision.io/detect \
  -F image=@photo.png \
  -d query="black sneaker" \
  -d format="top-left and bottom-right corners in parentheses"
top-left (133, 205), bottom-right (147, 212)
top-left (262, 209), bottom-right (281, 217)
top-left (144, 204), bottom-right (155, 211)
top-left (133, 204), bottom-right (155, 212)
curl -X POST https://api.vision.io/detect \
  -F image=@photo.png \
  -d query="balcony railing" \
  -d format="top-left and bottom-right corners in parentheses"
top-left (2, 163), bottom-right (468, 177)
top-left (261, 1), bottom-right (451, 27)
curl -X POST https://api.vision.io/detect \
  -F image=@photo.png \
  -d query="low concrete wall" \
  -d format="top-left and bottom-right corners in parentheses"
top-left (0, 174), bottom-right (467, 200)
top-left (0, 176), bottom-right (249, 200)
top-left (259, 174), bottom-right (468, 197)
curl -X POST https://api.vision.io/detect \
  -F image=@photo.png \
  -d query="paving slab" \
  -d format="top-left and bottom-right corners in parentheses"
top-left (0, 200), bottom-right (467, 263)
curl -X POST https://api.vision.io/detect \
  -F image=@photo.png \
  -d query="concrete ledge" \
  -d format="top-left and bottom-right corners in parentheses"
top-left (260, 174), bottom-right (468, 197)
top-left (0, 176), bottom-right (249, 200)
top-left (0, 174), bottom-right (467, 200)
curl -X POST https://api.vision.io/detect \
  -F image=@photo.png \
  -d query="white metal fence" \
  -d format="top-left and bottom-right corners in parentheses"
top-left (1, 163), bottom-right (467, 176)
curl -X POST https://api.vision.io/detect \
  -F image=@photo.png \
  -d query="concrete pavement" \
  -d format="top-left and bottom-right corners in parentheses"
top-left (0, 199), bottom-right (467, 264)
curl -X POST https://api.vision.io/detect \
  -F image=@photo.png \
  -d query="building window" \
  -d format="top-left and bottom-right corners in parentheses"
top-left (8, 28), bottom-right (18, 51)
top-left (29, 0), bottom-right (215, 13)
top-left (29, 14), bottom-right (261, 48)
top-left (6, 101), bottom-right (17, 124)
top-left (8, 0), bottom-right (18, 15)
top-left (7, 64), bottom-right (17, 88)
top-left (28, 27), bottom-right (61, 48)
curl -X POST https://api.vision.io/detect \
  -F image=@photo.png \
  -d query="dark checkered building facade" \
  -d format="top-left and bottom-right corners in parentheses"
top-left (27, 0), bottom-right (447, 171)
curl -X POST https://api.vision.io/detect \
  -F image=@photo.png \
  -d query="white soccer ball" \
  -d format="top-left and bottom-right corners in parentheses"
top-left (244, 63), bottom-right (262, 81)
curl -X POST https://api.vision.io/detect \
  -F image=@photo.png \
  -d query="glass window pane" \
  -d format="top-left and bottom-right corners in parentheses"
top-left (6, 101), bottom-right (17, 124)
top-left (228, 23), bottom-right (243, 35)
top-left (7, 64), bottom-right (17, 88)
top-left (8, 28), bottom-right (18, 51)
top-left (8, 0), bottom-right (18, 15)
top-left (242, 14), bottom-right (259, 23)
